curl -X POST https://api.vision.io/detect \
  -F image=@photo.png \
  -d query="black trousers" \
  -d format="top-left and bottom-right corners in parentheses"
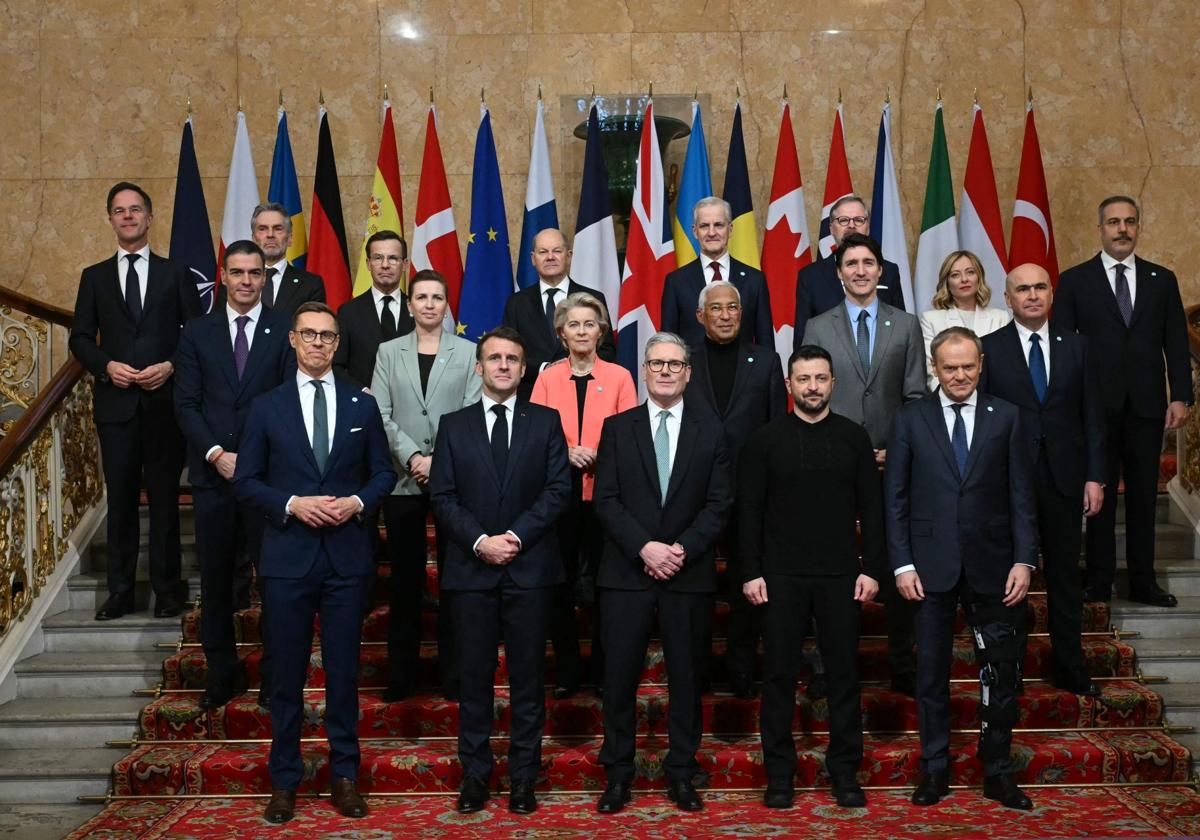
top-left (452, 576), bottom-right (550, 784)
top-left (382, 493), bottom-right (454, 691)
top-left (760, 573), bottom-right (863, 784)
top-left (96, 399), bottom-right (184, 600)
top-left (1086, 404), bottom-right (1164, 591)
top-left (599, 586), bottom-right (708, 784)
top-left (1029, 452), bottom-right (1087, 676)
top-left (193, 482), bottom-right (271, 691)
top-left (550, 494), bottom-right (603, 689)
top-left (722, 516), bottom-right (764, 681)
top-left (916, 574), bottom-right (1022, 777)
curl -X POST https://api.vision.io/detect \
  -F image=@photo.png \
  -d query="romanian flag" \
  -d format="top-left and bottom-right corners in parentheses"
top-left (354, 98), bottom-right (405, 296)
top-left (267, 107), bottom-right (307, 269)
top-left (308, 105), bottom-right (353, 311)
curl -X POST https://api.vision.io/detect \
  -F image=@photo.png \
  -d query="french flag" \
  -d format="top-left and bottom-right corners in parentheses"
top-left (571, 101), bottom-right (620, 328)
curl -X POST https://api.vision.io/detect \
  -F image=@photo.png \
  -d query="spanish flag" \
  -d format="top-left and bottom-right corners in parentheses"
top-left (354, 97), bottom-right (405, 296)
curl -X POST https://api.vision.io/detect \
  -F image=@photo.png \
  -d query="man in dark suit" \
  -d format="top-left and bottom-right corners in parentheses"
top-left (1053, 195), bottom-right (1192, 607)
top-left (980, 263), bottom-right (1105, 697)
top-left (429, 326), bottom-right (570, 816)
top-left (70, 181), bottom-right (203, 621)
top-left (660, 196), bottom-right (773, 347)
top-left (174, 240), bottom-right (296, 711)
top-left (684, 280), bottom-right (786, 698)
top-left (332, 230), bottom-right (415, 390)
top-left (885, 327), bottom-right (1038, 811)
top-left (501, 227), bottom-right (616, 398)
top-left (249, 202), bottom-right (326, 320)
top-left (793, 194), bottom-right (908, 352)
top-left (593, 332), bottom-right (733, 814)
top-left (234, 301), bottom-right (397, 824)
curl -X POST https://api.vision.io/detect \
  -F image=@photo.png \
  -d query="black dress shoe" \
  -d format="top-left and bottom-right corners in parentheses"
top-left (457, 776), bottom-right (490, 813)
top-left (1128, 584), bottom-right (1178, 608)
top-left (1082, 582), bottom-right (1112, 603)
top-left (508, 779), bottom-right (537, 814)
top-left (256, 689), bottom-right (271, 710)
top-left (382, 683), bottom-right (412, 703)
top-left (597, 780), bottom-right (632, 813)
top-left (730, 673), bottom-right (758, 700)
top-left (911, 770), bottom-right (950, 806)
top-left (763, 779), bottom-right (794, 809)
top-left (95, 593), bottom-right (134, 621)
top-left (666, 778), bottom-right (703, 812)
top-left (552, 685), bottom-right (578, 700)
top-left (831, 778), bottom-right (867, 808)
top-left (983, 774), bottom-right (1032, 810)
top-left (198, 673), bottom-right (246, 711)
top-left (263, 788), bottom-right (296, 823)
top-left (805, 673), bottom-right (828, 701)
top-left (1054, 669), bottom-right (1102, 697)
top-left (331, 777), bottom-right (368, 817)
top-left (890, 672), bottom-right (917, 698)
top-left (154, 595), bottom-right (183, 618)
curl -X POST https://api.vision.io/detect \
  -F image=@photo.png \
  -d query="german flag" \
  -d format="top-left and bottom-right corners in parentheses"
top-left (308, 106), bottom-right (352, 311)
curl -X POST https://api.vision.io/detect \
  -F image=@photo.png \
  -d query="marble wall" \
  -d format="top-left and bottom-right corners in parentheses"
top-left (4, 0), bottom-right (1199, 307)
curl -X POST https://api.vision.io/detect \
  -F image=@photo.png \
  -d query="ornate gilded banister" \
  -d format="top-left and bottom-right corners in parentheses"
top-left (0, 284), bottom-right (74, 436)
top-left (1171, 305), bottom-right (1200, 503)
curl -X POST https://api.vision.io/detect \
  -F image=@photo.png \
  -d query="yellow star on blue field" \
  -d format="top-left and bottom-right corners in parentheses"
top-left (467, 231), bottom-right (476, 244)
top-left (456, 322), bottom-right (467, 335)
top-left (486, 227), bottom-right (498, 241)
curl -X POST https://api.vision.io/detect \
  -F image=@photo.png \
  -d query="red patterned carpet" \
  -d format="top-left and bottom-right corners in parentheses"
top-left (67, 787), bottom-right (1200, 839)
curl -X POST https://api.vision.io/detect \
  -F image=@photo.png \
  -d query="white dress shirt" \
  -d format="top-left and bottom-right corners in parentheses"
top-left (646, 396), bottom-right (684, 470)
top-left (1013, 320), bottom-right (1051, 380)
top-left (204, 302), bottom-right (266, 462)
top-left (266, 258), bottom-right (288, 302)
top-left (116, 244), bottom-right (150, 307)
top-left (371, 284), bottom-right (405, 325)
top-left (284, 369), bottom-right (362, 517)
top-left (1100, 251), bottom-right (1137, 308)
top-left (703, 252), bottom-right (731, 285)
top-left (473, 393), bottom-right (522, 554)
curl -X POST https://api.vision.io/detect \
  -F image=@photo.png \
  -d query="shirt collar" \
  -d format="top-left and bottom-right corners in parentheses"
top-left (844, 296), bottom-right (879, 322)
top-left (481, 392), bottom-right (519, 415)
top-left (267, 258), bottom-right (288, 277)
top-left (296, 368), bottom-right (335, 389)
top-left (226, 301), bottom-right (263, 325)
top-left (1013, 319), bottom-right (1049, 347)
top-left (702, 252), bottom-right (730, 274)
top-left (1100, 251), bottom-right (1135, 273)
top-left (538, 277), bottom-right (568, 299)
top-left (646, 396), bottom-right (684, 423)
top-left (371, 285), bottom-right (402, 306)
top-left (116, 244), bottom-right (150, 262)
top-left (938, 388), bottom-right (978, 410)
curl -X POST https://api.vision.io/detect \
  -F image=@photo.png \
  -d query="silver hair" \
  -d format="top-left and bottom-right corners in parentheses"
top-left (930, 326), bottom-right (982, 365)
top-left (644, 331), bottom-right (691, 365)
top-left (829, 193), bottom-right (869, 221)
top-left (251, 202), bottom-right (293, 234)
top-left (691, 196), bottom-right (732, 226)
top-left (1097, 195), bottom-right (1140, 225)
top-left (697, 279), bottom-right (742, 310)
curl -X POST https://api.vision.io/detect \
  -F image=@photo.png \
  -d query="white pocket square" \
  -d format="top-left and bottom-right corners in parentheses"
top-left (350, 427), bottom-right (363, 433)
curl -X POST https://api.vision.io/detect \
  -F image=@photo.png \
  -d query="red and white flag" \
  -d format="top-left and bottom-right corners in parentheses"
top-left (959, 103), bottom-right (1008, 291)
top-left (218, 110), bottom-right (260, 283)
top-left (818, 104), bottom-right (854, 258)
top-left (761, 100), bottom-right (813, 372)
top-left (410, 105), bottom-right (463, 323)
top-left (617, 99), bottom-right (676, 397)
top-left (1009, 100), bottom-right (1059, 286)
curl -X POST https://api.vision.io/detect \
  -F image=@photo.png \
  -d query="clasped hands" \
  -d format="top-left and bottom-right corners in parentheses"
top-left (289, 496), bottom-right (361, 528)
top-left (477, 533), bottom-right (521, 565)
top-left (106, 360), bottom-right (173, 390)
top-left (641, 541), bottom-right (686, 580)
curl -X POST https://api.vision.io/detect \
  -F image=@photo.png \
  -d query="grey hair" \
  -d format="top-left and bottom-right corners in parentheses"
top-left (553, 291), bottom-right (610, 337)
top-left (645, 331), bottom-right (691, 365)
top-left (829, 193), bottom-right (869, 221)
top-left (1097, 195), bottom-right (1140, 225)
top-left (251, 202), bottom-right (293, 234)
top-left (697, 279), bottom-right (742, 310)
top-left (930, 326), bottom-right (982, 365)
top-left (691, 196), bottom-right (732, 226)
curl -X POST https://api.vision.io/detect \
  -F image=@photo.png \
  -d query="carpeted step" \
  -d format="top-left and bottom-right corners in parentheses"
top-left (109, 728), bottom-right (1189, 796)
top-left (137, 680), bottom-right (1164, 742)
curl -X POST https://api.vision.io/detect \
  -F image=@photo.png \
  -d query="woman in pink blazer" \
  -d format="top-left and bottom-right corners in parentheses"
top-left (531, 291), bottom-right (636, 698)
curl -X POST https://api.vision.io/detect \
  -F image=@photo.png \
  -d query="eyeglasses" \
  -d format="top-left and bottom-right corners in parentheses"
top-left (645, 359), bottom-right (688, 373)
top-left (832, 215), bottom-right (869, 227)
top-left (705, 303), bottom-right (741, 314)
top-left (293, 328), bottom-right (339, 345)
top-left (369, 254), bottom-right (405, 266)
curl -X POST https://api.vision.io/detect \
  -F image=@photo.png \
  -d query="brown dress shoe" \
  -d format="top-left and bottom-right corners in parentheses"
top-left (330, 777), bottom-right (368, 818)
top-left (263, 788), bottom-right (296, 824)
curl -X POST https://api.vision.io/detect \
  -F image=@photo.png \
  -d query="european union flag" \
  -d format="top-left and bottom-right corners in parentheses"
top-left (457, 106), bottom-right (513, 341)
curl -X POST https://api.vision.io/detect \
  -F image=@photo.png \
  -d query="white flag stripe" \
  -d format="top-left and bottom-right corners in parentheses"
top-left (220, 111), bottom-right (259, 248)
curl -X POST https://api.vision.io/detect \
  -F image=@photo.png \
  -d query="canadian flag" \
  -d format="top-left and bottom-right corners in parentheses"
top-left (410, 105), bottom-right (464, 321)
top-left (818, 104), bottom-right (854, 258)
top-left (1009, 100), bottom-right (1059, 286)
top-left (761, 100), bottom-right (813, 373)
top-left (959, 103), bottom-right (1008, 291)
top-left (218, 110), bottom-right (260, 283)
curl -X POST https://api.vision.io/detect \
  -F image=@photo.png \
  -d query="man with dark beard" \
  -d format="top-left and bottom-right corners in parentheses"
top-left (738, 344), bottom-right (884, 809)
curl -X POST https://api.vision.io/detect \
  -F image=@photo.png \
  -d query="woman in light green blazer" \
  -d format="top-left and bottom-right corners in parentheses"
top-left (371, 269), bottom-right (482, 703)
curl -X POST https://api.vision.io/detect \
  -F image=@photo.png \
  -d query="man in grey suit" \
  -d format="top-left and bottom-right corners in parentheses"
top-left (802, 232), bottom-right (927, 694)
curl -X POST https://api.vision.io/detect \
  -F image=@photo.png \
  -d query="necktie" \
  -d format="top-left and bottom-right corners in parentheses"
top-left (545, 287), bottom-right (559, 335)
top-left (1114, 263), bottom-right (1133, 326)
top-left (381, 295), bottom-right (398, 340)
top-left (950, 403), bottom-right (968, 477)
top-left (233, 315), bottom-right (250, 380)
top-left (710, 261), bottom-right (723, 283)
top-left (1028, 333), bottom-right (1047, 403)
top-left (654, 409), bottom-right (672, 503)
top-left (311, 380), bottom-right (329, 474)
top-left (124, 253), bottom-right (142, 321)
top-left (856, 309), bottom-right (871, 377)
top-left (262, 268), bottom-right (277, 309)
top-left (490, 404), bottom-right (509, 478)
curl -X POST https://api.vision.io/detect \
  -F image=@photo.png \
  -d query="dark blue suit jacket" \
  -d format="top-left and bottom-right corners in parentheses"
top-left (233, 378), bottom-right (397, 579)
top-left (429, 400), bottom-right (571, 591)
top-left (883, 391), bottom-right (1038, 595)
top-left (660, 258), bottom-right (773, 347)
top-left (173, 307), bottom-right (296, 490)
top-left (980, 322), bottom-right (1105, 498)
top-left (793, 254), bottom-right (907, 354)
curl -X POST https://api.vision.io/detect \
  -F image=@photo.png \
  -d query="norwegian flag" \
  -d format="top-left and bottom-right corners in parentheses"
top-left (761, 99), bottom-right (813, 373)
top-left (617, 99), bottom-right (676, 396)
top-left (410, 105), bottom-right (464, 321)
top-left (818, 103), bottom-right (854, 258)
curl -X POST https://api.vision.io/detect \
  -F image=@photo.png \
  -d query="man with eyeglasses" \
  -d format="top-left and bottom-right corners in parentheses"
top-left (234, 301), bottom-right (397, 824)
top-left (793, 194), bottom-right (908, 352)
top-left (593, 332), bottom-right (733, 814)
top-left (236, 202), bottom-right (325, 321)
top-left (501, 227), bottom-right (616, 399)
top-left (332, 230), bottom-right (415, 390)
top-left (684, 280), bottom-right (786, 699)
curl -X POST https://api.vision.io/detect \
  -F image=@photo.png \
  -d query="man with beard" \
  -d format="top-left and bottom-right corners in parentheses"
top-left (739, 343), bottom-right (883, 809)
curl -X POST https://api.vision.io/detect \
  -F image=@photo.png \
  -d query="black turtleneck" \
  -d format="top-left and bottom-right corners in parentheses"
top-left (704, 337), bottom-right (740, 416)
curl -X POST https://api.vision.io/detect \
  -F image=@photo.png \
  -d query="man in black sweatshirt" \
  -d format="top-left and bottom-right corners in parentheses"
top-left (738, 343), bottom-right (885, 810)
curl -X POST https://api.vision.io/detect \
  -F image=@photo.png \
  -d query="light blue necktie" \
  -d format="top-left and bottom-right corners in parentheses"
top-left (654, 409), bottom-right (671, 503)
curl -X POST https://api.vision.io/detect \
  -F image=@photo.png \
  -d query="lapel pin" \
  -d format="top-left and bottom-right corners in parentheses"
top-left (597, 385), bottom-right (604, 392)
top-left (352, 397), bottom-right (358, 403)
top-left (1055, 335), bottom-right (1061, 341)
top-left (264, 328), bottom-right (271, 334)
top-left (292, 278), bottom-right (299, 284)
top-left (884, 320), bottom-right (892, 327)
top-left (987, 405), bottom-right (994, 412)
top-left (747, 356), bottom-right (755, 363)
top-left (739, 270), bottom-right (746, 276)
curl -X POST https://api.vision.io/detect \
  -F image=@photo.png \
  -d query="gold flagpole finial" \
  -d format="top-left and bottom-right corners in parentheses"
top-left (591, 83), bottom-right (596, 98)
top-left (649, 81), bottom-right (654, 98)
top-left (783, 83), bottom-right (788, 100)
top-left (973, 87), bottom-right (978, 105)
top-left (319, 89), bottom-right (325, 106)
top-left (936, 86), bottom-right (942, 103)
top-left (384, 83), bottom-right (390, 101)
top-left (537, 84), bottom-right (542, 101)
top-left (736, 83), bottom-right (741, 100)
top-left (186, 95), bottom-right (192, 116)
top-left (278, 88), bottom-right (283, 107)
top-left (238, 92), bottom-right (243, 112)
top-left (885, 85), bottom-right (891, 105)
top-left (838, 87), bottom-right (843, 105)
top-left (1028, 85), bottom-right (1034, 103)
top-left (480, 87), bottom-right (485, 104)
top-left (429, 85), bottom-right (434, 105)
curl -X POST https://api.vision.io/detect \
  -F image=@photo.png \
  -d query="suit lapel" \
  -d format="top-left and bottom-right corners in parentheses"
top-left (322, 382), bottom-right (357, 475)
top-left (211, 312), bottom-right (240, 393)
top-left (1128, 256), bottom-right (1153, 329)
top-left (663, 409), bottom-right (697, 506)
top-left (396, 335), bottom-right (424, 405)
top-left (467, 402), bottom-right (504, 489)
top-left (236, 312), bottom-right (279, 393)
top-left (866, 305), bottom-right (896, 388)
top-left (501, 402), bottom-right (534, 491)
top-left (919, 393), bottom-right (961, 479)
top-left (139, 254), bottom-right (166, 324)
top-left (997, 323), bottom-right (1039, 405)
top-left (831, 307), bottom-right (867, 382)
top-left (961, 395), bottom-right (994, 482)
top-left (632, 407), bottom-right (664, 502)
top-left (724, 346), bottom-right (753, 417)
top-left (1090, 255), bottom-right (1127, 325)
top-left (273, 265), bottom-right (295, 311)
top-left (284, 382), bottom-right (322, 477)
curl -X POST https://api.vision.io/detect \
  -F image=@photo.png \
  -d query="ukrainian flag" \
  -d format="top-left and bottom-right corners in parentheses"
top-left (671, 100), bottom-right (712, 267)
top-left (268, 108), bottom-right (307, 268)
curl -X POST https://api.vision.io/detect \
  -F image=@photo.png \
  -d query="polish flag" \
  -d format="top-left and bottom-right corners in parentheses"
top-left (410, 105), bottom-right (464, 321)
top-left (959, 103), bottom-right (1009, 291)
top-left (818, 104), bottom-right (854, 258)
top-left (1009, 100), bottom-right (1059, 286)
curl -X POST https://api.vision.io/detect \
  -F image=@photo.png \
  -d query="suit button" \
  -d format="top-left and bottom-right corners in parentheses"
top-left (422, 410), bottom-right (428, 416)
top-left (864, 389), bottom-right (871, 396)
top-left (424, 438), bottom-right (431, 444)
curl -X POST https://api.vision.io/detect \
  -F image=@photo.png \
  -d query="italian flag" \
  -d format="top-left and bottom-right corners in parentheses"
top-left (913, 101), bottom-right (959, 313)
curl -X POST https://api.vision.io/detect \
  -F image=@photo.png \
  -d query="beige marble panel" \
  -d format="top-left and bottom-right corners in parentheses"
top-left (731, 0), bottom-right (924, 33)
top-left (1123, 0), bottom-right (1200, 25)
top-left (234, 0), bottom-right (378, 38)
top-left (381, 0), bottom-right (532, 36)
top-left (628, 0), bottom-right (736, 32)
top-left (41, 38), bottom-right (238, 179)
top-left (40, 0), bottom-right (237, 38)
top-left (379, 33), bottom-right (445, 191)
top-left (1128, 166), bottom-right (1200, 303)
top-left (0, 37), bottom-right (40, 179)
top-left (0, 1), bottom-right (40, 38)
top-left (532, 0), bottom-right (632, 34)
top-left (913, 0), bottom-right (1023, 29)
top-left (0, 180), bottom-right (44, 291)
top-left (1122, 27), bottom-right (1200, 166)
